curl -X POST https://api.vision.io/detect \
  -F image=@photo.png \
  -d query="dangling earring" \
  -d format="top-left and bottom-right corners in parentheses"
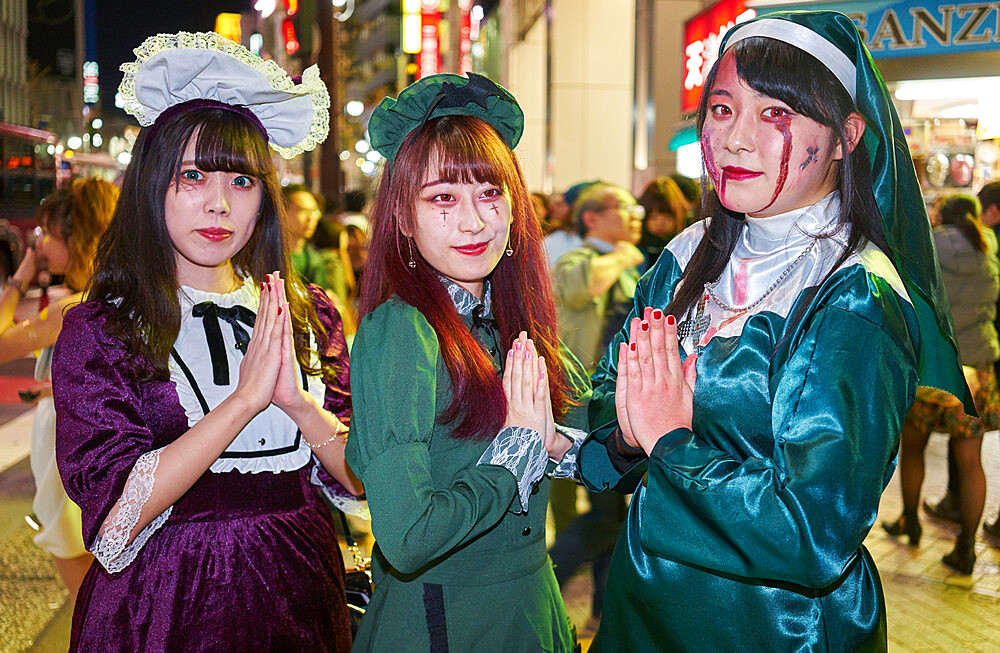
top-left (407, 239), bottom-right (416, 269)
top-left (505, 245), bottom-right (513, 257)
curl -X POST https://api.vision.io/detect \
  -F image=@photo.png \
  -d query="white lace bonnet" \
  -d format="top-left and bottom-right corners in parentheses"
top-left (117, 32), bottom-right (330, 159)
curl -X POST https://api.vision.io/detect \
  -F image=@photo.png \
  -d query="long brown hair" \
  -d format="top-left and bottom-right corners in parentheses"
top-left (88, 107), bottom-right (326, 380)
top-left (38, 177), bottom-right (118, 291)
top-left (361, 115), bottom-right (571, 440)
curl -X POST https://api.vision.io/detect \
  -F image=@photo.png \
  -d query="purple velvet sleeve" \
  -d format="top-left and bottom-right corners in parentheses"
top-left (308, 285), bottom-right (351, 420)
top-left (307, 285), bottom-right (355, 495)
top-left (52, 302), bottom-right (156, 548)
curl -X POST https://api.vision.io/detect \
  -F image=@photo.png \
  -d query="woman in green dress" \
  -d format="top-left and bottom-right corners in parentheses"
top-left (577, 11), bottom-right (971, 652)
top-left (345, 74), bottom-right (586, 652)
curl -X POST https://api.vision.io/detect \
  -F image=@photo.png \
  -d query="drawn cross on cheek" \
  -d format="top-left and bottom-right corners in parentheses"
top-left (440, 210), bottom-right (449, 223)
top-left (489, 203), bottom-right (500, 215)
top-left (800, 146), bottom-right (820, 171)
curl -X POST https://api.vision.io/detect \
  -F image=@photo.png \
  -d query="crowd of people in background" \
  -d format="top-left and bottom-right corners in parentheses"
top-left (12, 12), bottom-right (1000, 652)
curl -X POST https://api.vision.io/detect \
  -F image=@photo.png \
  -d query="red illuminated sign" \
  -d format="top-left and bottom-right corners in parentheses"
top-left (418, 1), bottom-right (441, 79)
top-left (283, 19), bottom-right (300, 55)
top-left (681, 0), bottom-right (755, 114)
top-left (459, 0), bottom-right (473, 74)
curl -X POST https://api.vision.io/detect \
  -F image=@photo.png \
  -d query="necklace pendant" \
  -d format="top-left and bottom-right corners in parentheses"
top-left (677, 293), bottom-right (711, 352)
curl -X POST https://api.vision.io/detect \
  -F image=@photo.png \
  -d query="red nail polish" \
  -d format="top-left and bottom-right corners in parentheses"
top-left (666, 315), bottom-right (676, 326)
top-left (277, 306), bottom-right (282, 315)
top-left (641, 321), bottom-right (649, 331)
top-left (653, 309), bottom-right (663, 320)
top-left (260, 281), bottom-right (265, 291)
top-left (629, 343), bottom-right (636, 352)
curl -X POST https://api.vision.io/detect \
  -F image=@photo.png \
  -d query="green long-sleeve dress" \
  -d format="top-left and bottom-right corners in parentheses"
top-left (346, 278), bottom-right (586, 652)
top-left (580, 195), bottom-right (918, 651)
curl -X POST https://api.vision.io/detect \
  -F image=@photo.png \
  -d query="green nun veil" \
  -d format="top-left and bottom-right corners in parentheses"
top-left (722, 10), bottom-right (974, 412)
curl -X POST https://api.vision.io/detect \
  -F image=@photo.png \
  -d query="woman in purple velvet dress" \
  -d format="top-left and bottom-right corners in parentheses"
top-left (52, 33), bottom-right (361, 651)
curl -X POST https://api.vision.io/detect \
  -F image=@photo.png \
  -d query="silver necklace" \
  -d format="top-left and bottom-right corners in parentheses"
top-left (704, 239), bottom-right (817, 315)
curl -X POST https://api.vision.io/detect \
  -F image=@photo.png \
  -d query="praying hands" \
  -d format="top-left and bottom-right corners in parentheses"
top-left (615, 306), bottom-right (698, 455)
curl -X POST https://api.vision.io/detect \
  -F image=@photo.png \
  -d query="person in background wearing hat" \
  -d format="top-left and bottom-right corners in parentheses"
top-left (547, 181), bottom-right (643, 624)
top-left (576, 11), bottom-right (970, 651)
top-left (345, 73), bottom-right (589, 652)
top-left (52, 33), bottom-right (361, 651)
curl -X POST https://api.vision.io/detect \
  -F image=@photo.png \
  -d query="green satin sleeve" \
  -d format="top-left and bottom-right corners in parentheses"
top-left (641, 273), bottom-right (918, 588)
top-left (345, 300), bottom-right (519, 575)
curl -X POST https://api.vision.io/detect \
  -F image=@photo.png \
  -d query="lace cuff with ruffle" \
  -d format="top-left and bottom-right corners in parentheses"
top-left (309, 460), bottom-right (370, 520)
top-left (547, 425), bottom-right (587, 480)
top-left (477, 426), bottom-right (547, 513)
top-left (91, 447), bottom-right (173, 573)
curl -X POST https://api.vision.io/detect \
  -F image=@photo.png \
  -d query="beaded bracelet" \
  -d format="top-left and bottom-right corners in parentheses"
top-left (306, 426), bottom-right (349, 449)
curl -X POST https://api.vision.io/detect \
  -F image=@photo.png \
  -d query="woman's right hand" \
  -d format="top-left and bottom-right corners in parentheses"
top-left (502, 331), bottom-right (549, 435)
top-left (233, 273), bottom-right (284, 414)
top-left (12, 246), bottom-right (36, 289)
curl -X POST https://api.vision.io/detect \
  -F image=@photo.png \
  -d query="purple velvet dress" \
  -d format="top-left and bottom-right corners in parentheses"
top-left (53, 284), bottom-right (353, 652)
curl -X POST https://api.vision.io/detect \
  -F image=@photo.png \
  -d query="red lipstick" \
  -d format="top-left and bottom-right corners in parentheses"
top-left (721, 166), bottom-right (763, 181)
top-left (196, 228), bottom-right (233, 242)
top-left (454, 242), bottom-right (489, 256)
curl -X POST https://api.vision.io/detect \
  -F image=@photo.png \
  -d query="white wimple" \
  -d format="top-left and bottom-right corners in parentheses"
top-left (724, 19), bottom-right (857, 101)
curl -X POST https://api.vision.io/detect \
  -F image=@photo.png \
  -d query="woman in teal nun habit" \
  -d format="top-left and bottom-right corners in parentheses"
top-left (576, 11), bottom-right (972, 652)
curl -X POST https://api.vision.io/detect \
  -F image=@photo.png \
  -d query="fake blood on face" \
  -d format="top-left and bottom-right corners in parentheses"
top-left (754, 115), bottom-right (793, 215)
top-left (701, 130), bottom-right (722, 198)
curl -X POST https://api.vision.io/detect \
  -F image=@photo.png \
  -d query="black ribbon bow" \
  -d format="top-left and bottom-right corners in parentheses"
top-left (192, 302), bottom-right (257, 386)
top-left (470, 303), bottom-right (496, 332)
top-left (418, 73), bottom-right (514, 131)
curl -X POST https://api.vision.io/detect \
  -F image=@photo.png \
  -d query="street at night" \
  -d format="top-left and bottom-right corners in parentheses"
top-left (5, 0), bottom-right (1000, 651)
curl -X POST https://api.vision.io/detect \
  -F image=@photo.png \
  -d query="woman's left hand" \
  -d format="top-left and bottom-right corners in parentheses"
top-left (266, 271), bottom-right (309, 412)
top-left (526, 341), bottom-right (572, 461)
top-left (620, 307), bottom-right (697, 454)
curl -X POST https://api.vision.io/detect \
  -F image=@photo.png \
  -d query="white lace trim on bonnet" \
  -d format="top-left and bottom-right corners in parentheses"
top-left (118, 32), bottom-right (330, 159)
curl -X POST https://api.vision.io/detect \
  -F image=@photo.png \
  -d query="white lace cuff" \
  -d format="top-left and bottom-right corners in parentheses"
top-left (477, 426), bottom-right (547, 513)
top-left (309, 461), bottom-right (370, 519)
top-left (548, 425), bottom-right (587, 480)
top-left (91, 447), bottom-right (173, 574)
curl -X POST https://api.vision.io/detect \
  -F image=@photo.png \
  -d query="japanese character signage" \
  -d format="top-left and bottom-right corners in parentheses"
top-left (682, 0), bottom-right (755, 114)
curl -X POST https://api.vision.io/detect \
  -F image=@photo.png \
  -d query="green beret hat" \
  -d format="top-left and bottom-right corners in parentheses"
top-left (368, 73), bottom-right (524, 167)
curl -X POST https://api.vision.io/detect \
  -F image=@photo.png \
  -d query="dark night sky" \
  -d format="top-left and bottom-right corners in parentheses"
top-left (96, 0), bottom-right (251, 113)
top-left (29, 0), bottom-right (251, 115)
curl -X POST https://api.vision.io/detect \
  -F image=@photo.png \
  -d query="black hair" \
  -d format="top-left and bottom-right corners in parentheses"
top-left (89, 107), bottom-right (326, 380)
top-left (666, 36), bottom-right (889, 319)
top-left (938, 194), bottom-right (986, 253)
top-left (979, 181), bottom-right (1000, 214)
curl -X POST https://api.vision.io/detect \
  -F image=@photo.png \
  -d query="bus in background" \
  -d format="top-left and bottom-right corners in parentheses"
top-left (0, 121), bottom-right (58, 283)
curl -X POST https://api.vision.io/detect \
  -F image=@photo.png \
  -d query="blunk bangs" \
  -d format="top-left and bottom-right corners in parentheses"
top-left (191, 110), bottom-right (272, 179)
top-left (396, 115), bottom-right (517, 193)
top-left (728, 36), bottom-right (850, 130)
top-left (425, 127), bottom-right (514, 190)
